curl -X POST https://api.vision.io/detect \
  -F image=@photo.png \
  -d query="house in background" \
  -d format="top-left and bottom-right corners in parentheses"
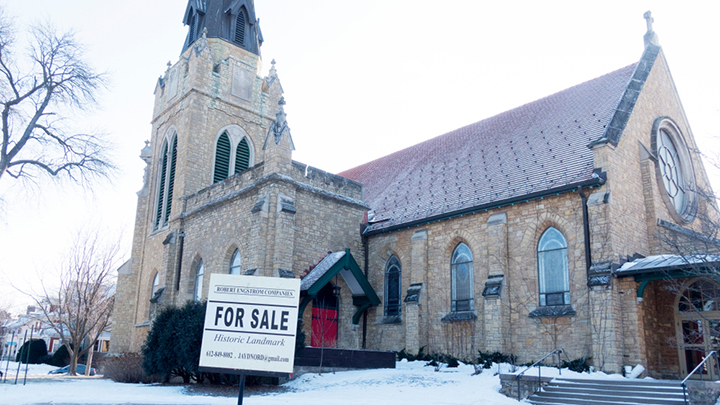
top-left (111, 1), bottom-right (719, 379)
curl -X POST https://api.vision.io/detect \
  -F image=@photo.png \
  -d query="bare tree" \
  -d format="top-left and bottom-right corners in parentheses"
top-left (32, 230), bottom-right (119, 376)
top-left (0, 9), bottom-right (112, 186)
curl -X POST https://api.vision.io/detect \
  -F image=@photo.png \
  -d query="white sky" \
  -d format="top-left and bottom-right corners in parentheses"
top-left (0, 1), bottom-right (719, 314)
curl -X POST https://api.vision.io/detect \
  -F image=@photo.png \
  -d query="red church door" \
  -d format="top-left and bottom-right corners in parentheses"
top-left (311, 284), bottom-right (338, 347)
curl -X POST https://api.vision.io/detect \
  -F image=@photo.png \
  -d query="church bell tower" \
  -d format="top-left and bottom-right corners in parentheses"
top-left (113, 0), bottom-right (289, 353)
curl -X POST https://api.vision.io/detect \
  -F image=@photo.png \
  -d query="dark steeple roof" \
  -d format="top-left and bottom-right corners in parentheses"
top-left (182, 0), bottom-right (263, 55)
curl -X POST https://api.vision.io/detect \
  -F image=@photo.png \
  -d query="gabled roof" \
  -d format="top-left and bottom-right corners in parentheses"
top-left (340, 63), bottom-right (638, 233)
top-left (300, 249), bottom-right (380, 325)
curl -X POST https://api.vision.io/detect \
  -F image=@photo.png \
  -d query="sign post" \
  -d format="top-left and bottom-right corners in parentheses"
top-left (199, 274), bottom-right (301, 404)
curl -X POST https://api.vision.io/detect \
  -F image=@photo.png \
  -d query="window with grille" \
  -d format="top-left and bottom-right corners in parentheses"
top-left (451, 243), bottom-right (474, 312)
top-left (229, 249), bottom-right (241, 275)
top-left (384, 256), bottom-right (401, 316)
top-left (538, 227), bottom-right (569, 306)
top-left (154, 134), bottom-right (177, 229)
top-left (234, 11), bottom-right (245, 46)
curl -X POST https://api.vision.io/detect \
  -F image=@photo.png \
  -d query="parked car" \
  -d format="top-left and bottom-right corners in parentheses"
top-left (48, 365), bottom-right (96, 376)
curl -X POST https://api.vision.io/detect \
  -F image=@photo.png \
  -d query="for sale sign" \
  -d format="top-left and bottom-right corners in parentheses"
top-left (198, 274), bottom-right (301, 375)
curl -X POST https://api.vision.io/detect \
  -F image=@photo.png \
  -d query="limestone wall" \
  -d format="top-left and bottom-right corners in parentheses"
top-left (364, 191), bottom-right (594, 365)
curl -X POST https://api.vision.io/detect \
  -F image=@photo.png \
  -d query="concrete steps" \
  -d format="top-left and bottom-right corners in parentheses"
top-left (527, 378), bottom-right (686, 405)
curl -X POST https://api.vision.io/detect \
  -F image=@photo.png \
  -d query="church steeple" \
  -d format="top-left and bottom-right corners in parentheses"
top-left (182, 0), bottom-right (263, 55)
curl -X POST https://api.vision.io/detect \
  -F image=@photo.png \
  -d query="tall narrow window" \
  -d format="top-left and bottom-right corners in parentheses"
top-left (194, 260), bottom-right (204, 302)
top-left (188, 12), bottom-right (198, 45)
top-left (451, 243), bottom-right (474, 312)
top-left (384, 256), bottom-right (401, 316)
top-left (151, 273), bottom-right (159, 297)
top-left (235, 138), bottom-right (250, 174)
top-left (165, 137), bottom-right (177, 222)
top-left (154, 134), bottom-right (177, 229)
top-left (155, 142), bottom-right (168, 228)
top-left (229, 249), bottom-right (241, 275)
top-left (214, 133), bottom-right (231, 183)
top-left (234, 11), bottom-right (246, 46)
top-left (538, 227), bottom-right (569, 306)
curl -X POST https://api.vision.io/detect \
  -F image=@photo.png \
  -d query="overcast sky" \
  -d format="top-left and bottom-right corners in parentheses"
top-left (1, 1), bottom-right (718, 314)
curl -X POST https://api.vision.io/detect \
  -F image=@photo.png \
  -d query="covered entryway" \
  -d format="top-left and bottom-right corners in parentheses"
top-left (675, 279), bottom-right (720, 379)
top-left (618, 254), bottom-right (720, 379)
top-left (299, 249), bottom-right (380, 349)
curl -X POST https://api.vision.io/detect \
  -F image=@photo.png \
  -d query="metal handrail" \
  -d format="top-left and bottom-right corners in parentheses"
top-left (681, 350), bottom-right (720, 405)
top-left (515, 348), bottom-right (566, 401)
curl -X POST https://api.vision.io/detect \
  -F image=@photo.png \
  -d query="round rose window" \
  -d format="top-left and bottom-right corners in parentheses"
top-left (653, 117), bottom-right (696, 223)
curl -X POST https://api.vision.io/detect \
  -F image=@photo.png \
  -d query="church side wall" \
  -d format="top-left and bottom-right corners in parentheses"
top-left (365, 191), bottom-right (593, 365)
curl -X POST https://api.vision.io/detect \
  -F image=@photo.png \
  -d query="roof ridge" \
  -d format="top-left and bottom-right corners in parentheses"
top-left (339, 62), bottom-right (638, 177)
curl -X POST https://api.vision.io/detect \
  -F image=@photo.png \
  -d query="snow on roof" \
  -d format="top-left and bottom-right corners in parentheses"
top-left (616, 254), bottom-right (720, 275)
top-left (300, 251), bottom-right (346, 291)
top-left (339, 64), bottom-right (637, 232)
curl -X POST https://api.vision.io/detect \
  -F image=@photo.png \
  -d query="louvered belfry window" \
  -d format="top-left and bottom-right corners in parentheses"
top-left (234, 11), bottom-right (245, 46)
top-left (155, 142), bottom-right (168, 228)
top-left (165, 137), bottom-right (177, 222)
top-left (235, 138), bottom-right (250, 174)
top-left (188, 13), bottom-right (197, 45)
top-left (214, 132), bottom-right (232, 183)
top-left (214, 130), bottom-right (252, 184)
top-left (154, 134), bottom-right (178, 229)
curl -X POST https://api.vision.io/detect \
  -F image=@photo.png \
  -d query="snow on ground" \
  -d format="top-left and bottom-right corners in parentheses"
top-left (1, 361), bottom-right (59, 378)
top-left (1, 360), bottom-right (522, 405)
top-left (0, 360), bottom-right (667, 405)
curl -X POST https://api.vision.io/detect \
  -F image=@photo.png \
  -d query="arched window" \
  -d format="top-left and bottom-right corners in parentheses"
top-left (679, 280), bottom-right (720, 312)
top-left (213, 128), bottom-right (253, 183)
top-left (229, 249), bottom-right (241, 275)
top-left (384, 256), bottom-right (401, 316)
top-left (214, 133), bottom-right (232, 183)
top-left (451, 243), bottom-right (474, 312)
top-left (234, 10), bottom-right (246, 46)
top-left (194, 260), bottom-right (204, 302)
top-left (538, 227), bottom-right (569, 306)
top-left (235, 138), bottom-right (250, 174)
top-left (154, 134), bottom-right (177, 229)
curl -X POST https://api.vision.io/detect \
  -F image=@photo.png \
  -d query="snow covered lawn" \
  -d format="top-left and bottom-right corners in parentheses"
top-left (1, 360), bottom-right (523, 405)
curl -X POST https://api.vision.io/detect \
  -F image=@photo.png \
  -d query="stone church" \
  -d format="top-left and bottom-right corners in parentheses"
top-left (112, 1), bottom-right (720, 379)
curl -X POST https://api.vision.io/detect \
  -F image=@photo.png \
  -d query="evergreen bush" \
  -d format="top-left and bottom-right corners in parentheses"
top-left (15, 339), bottom-right (48, 364)
top-left (51, 344), bottom-right (72, 367)
top-left (561, 356), bottom-right (591, 373)
top-left (477, 351), bottom-right (517, 369)
top-left (141, 301), bottom-right (206, 383)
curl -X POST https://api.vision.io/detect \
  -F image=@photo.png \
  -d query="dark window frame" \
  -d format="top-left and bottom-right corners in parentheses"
top-left (537, 227), bottom-right (570, 307)
top-left (451, 243), bottom-right (474, 312)
top-left (384, 256), bottom-right (401, 316)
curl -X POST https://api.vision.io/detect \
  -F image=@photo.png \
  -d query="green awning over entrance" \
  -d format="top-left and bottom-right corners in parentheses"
top-left (299, 249), bottom-right (380, 324)
top-left (615, 254), bottom-right (720, 298)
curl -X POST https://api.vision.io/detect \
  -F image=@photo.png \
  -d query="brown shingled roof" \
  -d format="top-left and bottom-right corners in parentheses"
top-left (339, 63), bottom-right (637, 233)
